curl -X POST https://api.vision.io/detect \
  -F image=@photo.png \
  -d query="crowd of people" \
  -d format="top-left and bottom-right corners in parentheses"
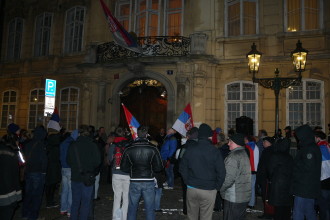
top-left (0, 116), bottom-right (330, 220)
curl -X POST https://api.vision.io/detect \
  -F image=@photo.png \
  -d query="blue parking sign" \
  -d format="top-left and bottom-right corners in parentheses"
top-left (45, 79), bottom-right (56, 97)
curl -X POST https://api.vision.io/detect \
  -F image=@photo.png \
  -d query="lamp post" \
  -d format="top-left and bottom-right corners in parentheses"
top-left (247, 40), bottom-right (308, 136)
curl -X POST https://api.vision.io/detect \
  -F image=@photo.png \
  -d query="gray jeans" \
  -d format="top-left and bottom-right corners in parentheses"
top-left (223, 200), bottom-right (248, 220)
top-left (186, 188), bottom-right (217, 220)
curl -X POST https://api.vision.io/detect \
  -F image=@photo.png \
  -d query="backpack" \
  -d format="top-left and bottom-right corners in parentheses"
top-left (112, 141), bottom-right (129, 169)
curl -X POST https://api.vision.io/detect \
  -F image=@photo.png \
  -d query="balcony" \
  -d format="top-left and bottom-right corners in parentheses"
top-left (96, 36), bottom-right (191, 63)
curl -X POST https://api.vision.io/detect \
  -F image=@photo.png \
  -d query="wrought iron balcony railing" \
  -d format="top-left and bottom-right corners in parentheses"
top-left (97, 36), bottom-right (191, 63)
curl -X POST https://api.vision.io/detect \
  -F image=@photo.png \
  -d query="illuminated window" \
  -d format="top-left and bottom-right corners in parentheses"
top-left (286, 79), bottom-right (324, 129)
top-left (28, 89), bottom-right (45, 129)
top-left (34, 13), bottom-right (52, 57)
top-left (135, 0), bottom-right (159, 36)
top-left (225, 0), bottom-right (258, 36)
top-left (7, 18), bottom-right (23, 60)
top-left (165, 0), bottom-right (183, 36)
top-left (1, 90), bottom-right (17, 128)
top-left (64, 6), bottom-right (85, 53)
top-left (225, 82), bottom-right (258, 134)
top-left (285, 0), bottom-right (322, 32)
top-left (60, 87), bottom-right (79, 131)
top-left (117, 0), bottom-right (131, 31)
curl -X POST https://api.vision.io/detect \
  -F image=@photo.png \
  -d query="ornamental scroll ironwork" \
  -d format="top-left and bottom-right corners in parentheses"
top-left (97, 36), bottom-right (191, 62)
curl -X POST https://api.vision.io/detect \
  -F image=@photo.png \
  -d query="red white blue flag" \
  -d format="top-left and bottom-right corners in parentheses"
top-left (122, 103), bottom-right (141, 139)
top-left (99, 0), bottom-right (141, 53)
top-left (318, 141), bottom-right (330, 181)
top-left (172, 103), bottom-right (194, 137)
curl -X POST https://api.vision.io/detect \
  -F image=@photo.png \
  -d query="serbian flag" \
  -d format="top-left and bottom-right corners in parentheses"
top-left (172, 103), bottom-right (194, 137)
top-left (99, 0), bottom-right (142, 53)
top-left (318, 141), bottom-right (330, 181)
top-left (122, 104), bottom-right (140, 139)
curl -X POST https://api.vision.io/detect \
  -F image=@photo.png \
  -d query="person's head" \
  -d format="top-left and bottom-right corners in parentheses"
top-left (262, 136), bottom-right (275, 148)
top-left (99, 127), bottom-right (105, 134)
top-left (7, 123), bottom-right (20, 135)
top-left (314, 131), bottom-right (326, 143)
top-left (186, 127), bottom-right (199, 140)
top-left (244, 135), bottom-right (254, 144)
top-left (137, 125), bottom-right (148, 138)
top-left (160, 128), bottom-right (165, 135)
top-left (258, 129), bottom-right (268, 138)
top-left (107, 132), bottom-right (116, 144)
top-left (313, 126), bottom-right (323, 132)
top-left (115, 127), bottom-right (125, 137)
top-left (167, 128), bottom-right (176, 135)
top-left (88, 125), bottom-right (95, 137)
top-left (79, 125), bottom-right (91, 137)
top-left (198, 123), bottom-right (213, 139)
top-left (228, 133), bottom-right (245, 150)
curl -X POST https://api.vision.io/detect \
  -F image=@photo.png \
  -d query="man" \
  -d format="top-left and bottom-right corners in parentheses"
top-left (108, 127), bottom-right (130, 220)
top-left (22, 126), bottom-right (48, 220)
top-left (314, 131), bottom-right (330, 220)
top-left (220, 133), bottom-right (251, 220)
top-left (256, 136), bottom-right (275, 219)
top-left (245, 135), bottom-right (259, 209)
top-left (256, 129), bottom-right (268, 156)
top-left (180, 123), bottom-right (226, 220)
top-left (67, 125), bottom-right (101, 220)
top-left (160, 128), bottom-right (177, 189)
top-left (120, 125), bottom-right (163, 220)
top-left (292, 124), bottom-right (321, 220)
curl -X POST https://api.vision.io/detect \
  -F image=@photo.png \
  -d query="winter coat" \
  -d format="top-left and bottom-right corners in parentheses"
top-left (60, 130), bottom-right (79, 168)
top-left (160, 134), bottom-right (177, 161)
top-left (120, 138), bottom-right (163, 181)
top-left (67, 135), bottom-right (101, 182)
top-left (220, 146), bottom-right (251, 203)
top-left (256, 145), bottom-right (274, 200)
top-left (45, 132), bottom-right (62, 185)
top-left (180, 138), bottom-right (226, 191)
top-left (292, 124), bottom-right (322, 199)
top-left (267, 138), bottom-right (294, 206)
top-left (108, 136), bottom-right (130, 176)
top-left (0, 142), bottom-right (22, 206)
top-left (23, 126), bottom-right (48, 173)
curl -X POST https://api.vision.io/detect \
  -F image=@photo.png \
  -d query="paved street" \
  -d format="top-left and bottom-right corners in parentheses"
top-left (14, 177), bottom-right (265, 220)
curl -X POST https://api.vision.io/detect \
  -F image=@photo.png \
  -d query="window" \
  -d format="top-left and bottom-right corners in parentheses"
top-left (7, 18), bottom-right (23, 60)
top-left (225, 0), bottom-right (258, 36)
top-left (165, 0), bottom-right (183, 36)
top-left (286, 79), bottom-right (324, 129)
top-left (60, 87), bottom-right (79, 131)
top-left (28, 89), bottom-right (45, 129)
top-left (285, 0), bottom-right (322, 32)
top-left (34, 13), bottom-right (52, 57)
top-left (1, 91), bottom-right (17, 128)
top-left (135, 0), bottom-right (160, 36)
top-left (117, 0), bottom-right (131, 31)
top-left (64, 6), bottom-right (85, 53)
top-left (225, 82), bottom-right (258, 134)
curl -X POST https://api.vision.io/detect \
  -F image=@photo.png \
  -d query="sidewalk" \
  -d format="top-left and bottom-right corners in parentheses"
top-left (14, 179), bottom-right (265, 220)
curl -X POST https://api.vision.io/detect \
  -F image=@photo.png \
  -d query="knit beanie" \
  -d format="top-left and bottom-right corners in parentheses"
top-left (229, 133), bottom-right (245, 146)
top-left (198, 123), bottom-right (213, 138)
top-left (8, 123), bottom-right (20, 134)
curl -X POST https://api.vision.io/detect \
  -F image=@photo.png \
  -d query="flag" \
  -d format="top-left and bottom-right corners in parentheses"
top-left (47, 107), bottom-right (61, 131)
top-left (319, 141), bottom-right (330, 181)
top-left (99, 0), bottom-right (142, 53)
top-left (122, 104), bottom-right (140, 139)
top-left (172, 103), bottom-right (194, 137)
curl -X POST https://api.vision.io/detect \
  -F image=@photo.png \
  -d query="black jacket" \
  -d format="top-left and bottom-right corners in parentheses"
top-left (120, 138), bottom-right (163, 180)
top-left (179, 138), bottom-right (226, 191)
top-left (256, 145), bottom-right (274, 200)
top-left (292, 124), bottom-right (322, 199)
top-left (267, 138), bottom-right (294, 206)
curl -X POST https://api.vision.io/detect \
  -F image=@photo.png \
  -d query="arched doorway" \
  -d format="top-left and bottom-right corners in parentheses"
top-left (118, 78), bottom-right (167, 138)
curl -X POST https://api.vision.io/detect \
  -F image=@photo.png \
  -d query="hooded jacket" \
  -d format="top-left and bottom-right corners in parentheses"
top-left (267, 138), bottom-right (294, 206)
top-left (60, 130), bottom-right (79, 168)
top-left (23, 126), bottom-right (48, 173)
top-left (292, 124), bottom-right (322, 199)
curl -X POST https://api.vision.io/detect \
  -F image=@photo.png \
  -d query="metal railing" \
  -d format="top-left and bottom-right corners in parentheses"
top-left (97, 36), bottom-right (191, 62)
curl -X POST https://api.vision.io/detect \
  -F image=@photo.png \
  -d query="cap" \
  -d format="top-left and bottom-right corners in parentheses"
top-left (229, 133), bottom-right (245, 146)
top-left (198, 123), bottom-right (213, 138)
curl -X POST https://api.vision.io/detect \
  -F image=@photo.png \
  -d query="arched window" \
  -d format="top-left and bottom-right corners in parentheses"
top-left (225, 81), bottom-right (258, 134)
top-left (7, 17), bottom-right (23, 60)
top-left (225, 0), bottom-right (258, 36)
top-left (28, 89), bottom-right (45, 129)
top-left (285, 0), bottom-right (323, 32)
top-left (60, 87), bottom-right (79, 131)
top-left (1, 90), bottom-right (17, 128)
top-left (34, 13), bottom-right (52, 57)
top-left (64, 6), bottom-right (85, 53)
top-left (286, 79), bottom-right (324, 129)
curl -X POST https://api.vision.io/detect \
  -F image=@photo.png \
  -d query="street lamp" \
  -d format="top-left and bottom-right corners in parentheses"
top-left (246, 40), bottom-right (308, 136)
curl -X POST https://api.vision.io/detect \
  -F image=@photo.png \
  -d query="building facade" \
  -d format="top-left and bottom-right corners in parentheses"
top-left (0, 0), bottom-right (329, 136)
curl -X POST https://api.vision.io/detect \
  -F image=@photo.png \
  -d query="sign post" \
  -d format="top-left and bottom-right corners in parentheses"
top-left (44, 79), bottom-right (57, 116)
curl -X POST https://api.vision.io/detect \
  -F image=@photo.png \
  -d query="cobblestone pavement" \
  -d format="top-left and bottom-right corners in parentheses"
top-left (14, 178), bottom-right (265, 220)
